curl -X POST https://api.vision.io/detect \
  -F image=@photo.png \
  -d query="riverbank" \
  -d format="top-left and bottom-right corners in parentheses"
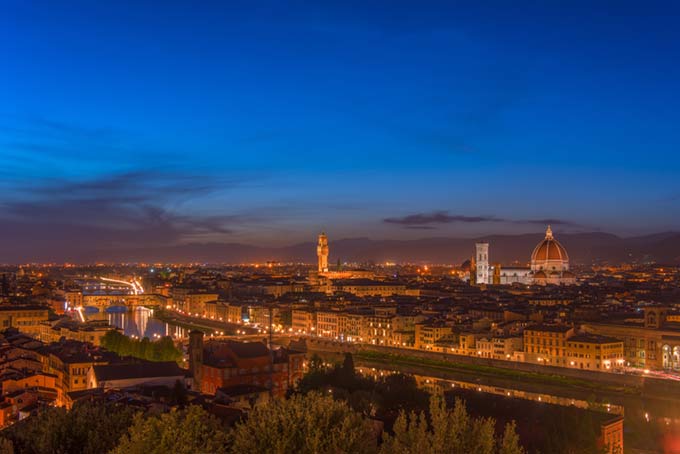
top-left (153, 308), bottom-right (220, 334)
top-left (153, 308), bottom-right (259, 336)
top-left (354, 349), bottom-right (631, 396)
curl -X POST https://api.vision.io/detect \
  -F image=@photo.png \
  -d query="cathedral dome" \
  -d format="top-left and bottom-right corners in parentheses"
top-left (530, 226), bottom-right (569, 272)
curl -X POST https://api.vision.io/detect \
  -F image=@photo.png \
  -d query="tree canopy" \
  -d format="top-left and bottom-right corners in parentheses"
top-left (1, 401), bottom-right (137, 454)
top-left (381, 394), bottom-right (525, 454)
top-left (101, 330), bottom-right (182, 362)
top-left (232, 392), bottom-right (377, 454)
top-left (112, 405), bottom-right (230, 454)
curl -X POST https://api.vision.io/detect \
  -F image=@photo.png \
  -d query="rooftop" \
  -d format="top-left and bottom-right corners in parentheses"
top-left (93, 361), bottom-right (185, 381)
top-left (568, 333), bottom-right (622, 344)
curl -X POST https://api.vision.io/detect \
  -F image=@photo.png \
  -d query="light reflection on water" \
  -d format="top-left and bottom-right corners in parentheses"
top-left (356, 366), bottom-right (680, 452)
top-left (356, 366), bottom-right (621, 415)
top-left (88, 307), bottom-right (187, 339)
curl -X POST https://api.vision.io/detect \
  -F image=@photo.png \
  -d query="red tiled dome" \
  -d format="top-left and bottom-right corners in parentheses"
top-left (531, 226), bottom-right (569, 263)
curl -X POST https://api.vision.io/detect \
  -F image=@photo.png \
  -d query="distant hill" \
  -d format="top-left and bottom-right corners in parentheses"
top-left (87, 231), bottom-right (680, 265)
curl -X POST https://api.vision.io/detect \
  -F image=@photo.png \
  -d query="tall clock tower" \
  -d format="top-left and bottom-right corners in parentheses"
top-left (317, 233), bottom-right (329, 273)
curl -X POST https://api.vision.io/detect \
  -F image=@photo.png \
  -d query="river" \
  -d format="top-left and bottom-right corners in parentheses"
top-left (85, 306), bottom-right (188, 339)
top-left (355, 363), bottom-right (680, 453)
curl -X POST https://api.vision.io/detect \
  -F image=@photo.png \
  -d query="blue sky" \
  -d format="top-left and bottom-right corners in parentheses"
top-left (1, 1), bottom-right (679, 258)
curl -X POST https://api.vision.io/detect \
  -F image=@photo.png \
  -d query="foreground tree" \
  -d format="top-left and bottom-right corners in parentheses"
top-left (111, 405), bottom-right (230, 454)
top-left (2, 401), bottom-right (136, 454)
top-left (0, 437), bottom-right (13, 454)
top-left (380, 395), bottom-right (525, 454)
top-left (232, 392), bottom-right (377, 454)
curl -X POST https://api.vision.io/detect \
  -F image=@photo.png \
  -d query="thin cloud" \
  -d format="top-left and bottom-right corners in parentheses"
top-left (383, 211), bottom-right (577, 229)
top-left (519, 218), bottom-right (576, 226)
top-left (384, 211), bottom-right (502, 226)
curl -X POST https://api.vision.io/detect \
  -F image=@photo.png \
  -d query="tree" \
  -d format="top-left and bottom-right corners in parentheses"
top-left (308, 353), bottom-right (324, 372)
top-left (342, 352), bottom-right (355, 376)
top-left (112, 405), bottom-right (230, 454)
top-left (375, 373), bottom-right (429, 412)
top-left (171, 379), bottom-right (188, 407)
top-left (101, 330), bottom-right (181, 362)
top-left (231, 392), bottom-right (377, 454)
top-left (498, 422), bottom-right (526, 454)
top-left (0, 437), bottom-right (14, 454)
top-left (380, 395), bottom-right (525, 454)
top-left (2, 401), bottom-right (137, 454)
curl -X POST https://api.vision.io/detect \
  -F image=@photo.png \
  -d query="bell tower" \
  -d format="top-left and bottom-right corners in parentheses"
top-left (317, 232), bottom-right (329, 273)
top-left (475, 242), bottom-right (489, 285)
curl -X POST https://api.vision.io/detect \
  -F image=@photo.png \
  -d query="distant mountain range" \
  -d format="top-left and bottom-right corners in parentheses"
top-left (92, 231), bottom-right (680, 265)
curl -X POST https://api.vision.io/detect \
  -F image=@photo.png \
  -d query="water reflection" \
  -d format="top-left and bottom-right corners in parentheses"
top-left (88, 306), bottom-right (187, 339)
top-left (356, 366), bottom-right (624, 415)
top-left (356, 365), bottom-right (680, 452)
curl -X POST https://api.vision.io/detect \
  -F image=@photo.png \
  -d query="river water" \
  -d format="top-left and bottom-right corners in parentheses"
top-left (356, 364), bottom-right (680, 453)
top-left (85, 306), bottom-right (188, 339)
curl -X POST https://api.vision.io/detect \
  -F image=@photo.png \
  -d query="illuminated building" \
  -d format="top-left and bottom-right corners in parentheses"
top-left (491, 335), bottom-right (523, 360)
top-left (291, 309), bottom-right (315, 334)
top-left (0, 305), bottom-right (49, 333)
top-left (338, 313), bottom-right (363, 342)
top-left (565, 333), bottom-right (624, 371)
top-left (330, 279), bottom-right (407, 297)
top-left (36, 340), bottom-right (117, 406)
top-left (64, 290), bottom-right (83, 307)
top-left (414, 322), bottom-right (454, 350)
top-left (316, 311), bottom-right (340, 338)
top-left (33, 318), bottom-right (113, 346)
top-left (584, 306), bottom-right (680, 370)
top-left (170, 288), bottom-right (218, 315)
top-left (523, 324), bottom-right (574, 366)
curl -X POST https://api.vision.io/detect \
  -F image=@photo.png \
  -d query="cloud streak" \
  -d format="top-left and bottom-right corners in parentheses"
top-left (384, 211), bottom-right (501, 226)
top-left (0, 169), bottom-right (264, 261)
top-left (383, 211), bottom-right (576, 229)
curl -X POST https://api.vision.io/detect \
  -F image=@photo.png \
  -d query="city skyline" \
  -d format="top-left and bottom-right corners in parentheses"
top-left (2, 1), bottom-right (680, 261)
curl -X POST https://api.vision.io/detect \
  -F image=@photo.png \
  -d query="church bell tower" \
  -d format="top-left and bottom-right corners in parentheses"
top-left (475, 242), bottom-right (489, 285)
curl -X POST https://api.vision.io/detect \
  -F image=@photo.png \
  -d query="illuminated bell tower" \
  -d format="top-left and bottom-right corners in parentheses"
top-left (475, 242), bottom-right (489, 285)
top-left (317, 232), bottom-right (329, 273)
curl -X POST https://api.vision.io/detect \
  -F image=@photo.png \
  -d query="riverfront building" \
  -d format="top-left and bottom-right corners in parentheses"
top-left (523, 324), bottom-right (574, 366)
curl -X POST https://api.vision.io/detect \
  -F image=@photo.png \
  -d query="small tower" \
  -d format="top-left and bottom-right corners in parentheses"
top-left (469, 255), bottom-right (477, 285)
top-left (475, 242), bottom-right (489, 285)
top-left (493, 263), bottom-right (501, 285)
top-left (188, 330), bottom-right (204, 392)
top-left (317, 232), bottom-right (329, 273)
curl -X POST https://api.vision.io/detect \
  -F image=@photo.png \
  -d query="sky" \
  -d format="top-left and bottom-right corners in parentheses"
top-left (1, 1), bottom-right (679, 260)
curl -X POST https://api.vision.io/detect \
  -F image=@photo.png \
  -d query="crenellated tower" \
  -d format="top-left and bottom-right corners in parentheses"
top-left (317, 232), bottom-right (329, 273)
